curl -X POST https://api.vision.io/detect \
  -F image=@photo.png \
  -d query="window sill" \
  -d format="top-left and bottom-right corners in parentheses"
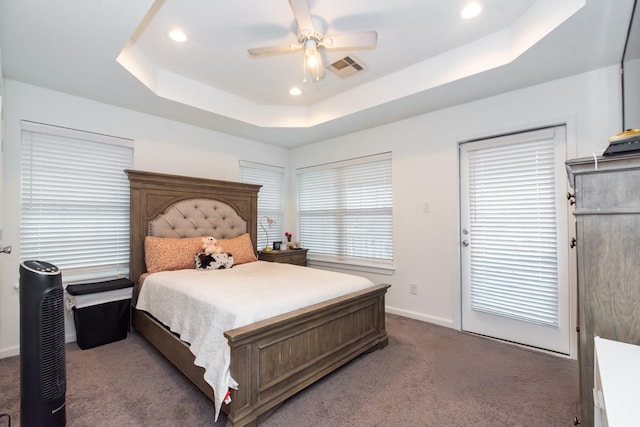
top-left (307, 257), bottom-right (395, 276)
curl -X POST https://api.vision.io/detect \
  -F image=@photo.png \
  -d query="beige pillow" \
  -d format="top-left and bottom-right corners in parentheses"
top-left (217, 233), bottom-right (257, 265)
top-left (144, 236), bottom-right (202, 273)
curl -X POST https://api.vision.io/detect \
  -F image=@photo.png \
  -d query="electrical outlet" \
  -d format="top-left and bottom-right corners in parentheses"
top-left (409, 282), bottom-right (418, 295)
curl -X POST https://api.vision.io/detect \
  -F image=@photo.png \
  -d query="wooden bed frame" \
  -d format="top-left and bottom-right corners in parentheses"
top-left (126, 170), bottom-right (390, 427)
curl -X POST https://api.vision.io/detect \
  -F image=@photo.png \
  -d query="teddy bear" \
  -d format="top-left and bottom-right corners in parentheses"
top-left (201, 235), bottom-right (223, 255)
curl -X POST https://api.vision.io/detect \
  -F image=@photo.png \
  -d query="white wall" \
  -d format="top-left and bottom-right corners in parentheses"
top-left (0, 63), bottom-right (623, 358)
top-left (291, 64), bottom-right (622, 360)
top-left (624, 58), bottom-right (640, 130)
top-left (0, 79), bottom-right (289, 357)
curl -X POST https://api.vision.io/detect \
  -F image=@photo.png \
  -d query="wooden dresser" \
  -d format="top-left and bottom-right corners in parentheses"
top-left (566, 154), bottom-right (640, 427)
top-left (258, 248), bottom-right (308, 266)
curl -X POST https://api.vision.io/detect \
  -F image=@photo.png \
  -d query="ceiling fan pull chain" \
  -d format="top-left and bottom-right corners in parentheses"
top-left (303, 56), bottom-right (307, 83)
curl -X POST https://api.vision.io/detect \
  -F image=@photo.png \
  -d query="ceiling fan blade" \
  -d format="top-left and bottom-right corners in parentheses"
top-left (248, 43), bottom-right (303, 57)
top-left (289, 0), bottom-right (315, 34)
top-left (321, 31), bottom-right (378, 49)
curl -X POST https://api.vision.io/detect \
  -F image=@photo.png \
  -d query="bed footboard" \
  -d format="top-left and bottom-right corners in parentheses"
top-left (224, 283), bottom-right (390, 427)
top-left (133, 283), bottom-right (389, 427)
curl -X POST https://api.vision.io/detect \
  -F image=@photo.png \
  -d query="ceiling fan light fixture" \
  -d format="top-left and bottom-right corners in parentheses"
top-left (306, 50), bottom-right (318, 67)
top-left (302, 39), bottom-right (322, 82)
top-left (304, 39), bottom-right (319, 67)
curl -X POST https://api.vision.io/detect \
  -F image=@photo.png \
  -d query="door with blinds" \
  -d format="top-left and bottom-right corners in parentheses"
top-left (459, 126), bottom-right (571, 354)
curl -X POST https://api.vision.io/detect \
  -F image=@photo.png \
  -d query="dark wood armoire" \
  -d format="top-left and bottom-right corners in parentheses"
top-left (566, 153), bottom-right (640, 426)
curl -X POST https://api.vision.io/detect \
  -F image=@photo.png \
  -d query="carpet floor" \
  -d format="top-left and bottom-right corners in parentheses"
top-left (0, 314), bottom-right (578, 426)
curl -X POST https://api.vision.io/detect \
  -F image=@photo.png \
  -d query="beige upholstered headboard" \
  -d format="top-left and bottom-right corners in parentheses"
top-left (126, 170), bottom-right (261, 285)
top-left (148, 198), bottom-right (247, 239)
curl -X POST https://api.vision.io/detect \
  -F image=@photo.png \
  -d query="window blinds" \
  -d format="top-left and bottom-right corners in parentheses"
top-left (466, 130), bottom-right (559, 326)
top-left (239, 161), bottom-right (284, 250)
top-left (20, 121), bottom-right (133, 283)
top-left (297, 152), bottom-right (393, 266)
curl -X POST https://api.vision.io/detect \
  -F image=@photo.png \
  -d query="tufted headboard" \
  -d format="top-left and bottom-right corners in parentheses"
top-left (126, 170), bottom-right (261, 285)
top-left (148, 198), bottom-right (247, 239)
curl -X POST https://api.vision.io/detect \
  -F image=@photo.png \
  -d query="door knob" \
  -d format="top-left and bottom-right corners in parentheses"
top-left (1, 246), bottom-right (12, 254)
top-left (462, 240), bottom-right (469, 247)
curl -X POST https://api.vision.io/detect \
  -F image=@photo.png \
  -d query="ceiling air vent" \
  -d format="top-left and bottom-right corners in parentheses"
top-left (328, 55), bottom-right (367, 78)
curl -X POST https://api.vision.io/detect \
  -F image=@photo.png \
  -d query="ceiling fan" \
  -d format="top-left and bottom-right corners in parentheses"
top-left (247, 0), bottom-right (377, 82)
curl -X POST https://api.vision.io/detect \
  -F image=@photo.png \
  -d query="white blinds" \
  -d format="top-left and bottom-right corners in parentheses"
top-left (20, 121), bottom-right (133, 283)
top-left (467, 129), bottom-right (559, 326)
top-left (239, 161), bottom-right (284, 250)
top-left (297, 152), bottom-right (393, 266)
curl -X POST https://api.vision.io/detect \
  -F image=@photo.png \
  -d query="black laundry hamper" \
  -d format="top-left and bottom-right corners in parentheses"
top-left (66, 278), bottom-right (133, 350)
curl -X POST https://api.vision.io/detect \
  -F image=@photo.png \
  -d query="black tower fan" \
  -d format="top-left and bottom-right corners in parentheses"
top-left (20, 260), bottom-right (66, 427)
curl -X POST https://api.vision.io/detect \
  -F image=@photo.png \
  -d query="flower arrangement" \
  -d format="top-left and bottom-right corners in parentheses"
top-left (284, 232), bottom-right (300, 249)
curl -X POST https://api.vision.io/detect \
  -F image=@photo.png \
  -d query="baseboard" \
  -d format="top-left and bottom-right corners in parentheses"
top-left (385, 306), bottom-right (455, 329)
top-left (0, 345), bottom-right (19, 359)
top-left (0, 333), bottom-right (78, 359)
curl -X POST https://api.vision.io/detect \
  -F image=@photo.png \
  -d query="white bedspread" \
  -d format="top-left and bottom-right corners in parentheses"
top-left (135, 260), bottom-right (374, 420)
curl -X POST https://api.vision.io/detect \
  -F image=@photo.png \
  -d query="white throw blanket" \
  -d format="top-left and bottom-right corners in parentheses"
top-left (135, 261), bottom-right (374, 420)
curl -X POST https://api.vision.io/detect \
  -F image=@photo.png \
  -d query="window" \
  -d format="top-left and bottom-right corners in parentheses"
top-left (239, 161), bottom-right (284, 251)
top-left (297, 152), bottom-right (393, 268)
top-left (20, 121), bottom-right (133, 283)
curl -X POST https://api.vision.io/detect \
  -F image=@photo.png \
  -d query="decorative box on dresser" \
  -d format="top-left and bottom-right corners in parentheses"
top-left (258, 248), bottom-right (308, 266)
top-left (566, 153), bottom-right (640, 427)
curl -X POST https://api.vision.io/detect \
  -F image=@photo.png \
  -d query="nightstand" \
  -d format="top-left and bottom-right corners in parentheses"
top-left (258, 248), bottom-right (308, 266)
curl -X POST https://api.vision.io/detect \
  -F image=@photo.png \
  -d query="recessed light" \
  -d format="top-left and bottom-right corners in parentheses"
top-left (289, 87), bottom-right (302, 96)
top-left (461, 1), bottom-right (483, 20)
top-left (168, 29), bottom-right (187, 43)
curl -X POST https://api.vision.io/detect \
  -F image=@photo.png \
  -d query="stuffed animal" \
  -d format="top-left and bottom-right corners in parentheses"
top-left (195, 252), bottom-right (234, 270)
top-left (201, 236), bottom-right (224, 255)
